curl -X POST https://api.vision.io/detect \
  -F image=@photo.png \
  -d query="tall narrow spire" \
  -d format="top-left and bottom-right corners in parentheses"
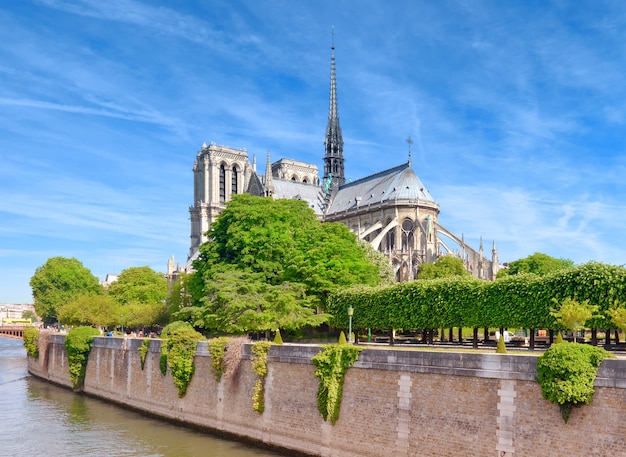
top-left (264, 150), bottom-right (274, 197)
top-left (323, 28), bottom-right (345, 189)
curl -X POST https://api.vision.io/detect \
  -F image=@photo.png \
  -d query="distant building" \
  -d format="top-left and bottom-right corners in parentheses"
top-left (184, 43), bottom-right (499, 281)
top-left (100, 274), bottom-right (119, 290)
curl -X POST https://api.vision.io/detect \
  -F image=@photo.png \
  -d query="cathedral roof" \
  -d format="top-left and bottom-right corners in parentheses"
top-left (326, 162), bottom-right (437, 215)
top-left (271, 179), bottom-right (326, 215)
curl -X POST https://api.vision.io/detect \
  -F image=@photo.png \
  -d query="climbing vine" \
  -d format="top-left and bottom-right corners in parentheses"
top-left (312, 343), bottom-right (363, 425)
top-left (138, 338), bottom-right (150, 370)
top-left (23, 326), bottom-right (40, 359)
top-left (536, 342), bottom-right (613, 423)
top-left (251, 341), bottom-right (271, 413)
top-left (208, 337), bottom-right (230, 383)
top-left (65, 326), bottom-right (100, 390)
top-left (161, 325), bottom-right (203, 398)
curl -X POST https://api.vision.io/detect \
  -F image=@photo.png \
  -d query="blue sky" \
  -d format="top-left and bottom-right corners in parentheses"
top-left (2, 0), bottom-right (626, 303)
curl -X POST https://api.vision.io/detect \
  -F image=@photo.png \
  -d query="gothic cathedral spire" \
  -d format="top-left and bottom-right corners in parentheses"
top-left (323, 32), bottom-right (345, 189)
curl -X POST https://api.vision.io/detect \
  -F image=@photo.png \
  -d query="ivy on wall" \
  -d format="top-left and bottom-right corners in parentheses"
top-left (23, 326), bottom-right (40, 359)
top-left (163, 326), bottom-right (203, 398)
top-left (312, 343), bottom-right (362, 425)
top-left (536, 342), bottom-right (613, 423)
top-left (64, 326), bottom-right (100, 390)
top-left (138, 338), bottom-right (150, 370)
top-left (208, 337), bottom-right (230, 383)
top-left (251, 341), bottom-right (271, 413)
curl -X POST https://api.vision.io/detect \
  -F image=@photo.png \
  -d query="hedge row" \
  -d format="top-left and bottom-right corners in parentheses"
top-left (327, 262), bottom-right (626, 330)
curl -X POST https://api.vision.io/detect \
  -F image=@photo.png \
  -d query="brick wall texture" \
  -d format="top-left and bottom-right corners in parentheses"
top-left (28, 335), bottom-right (626, 457)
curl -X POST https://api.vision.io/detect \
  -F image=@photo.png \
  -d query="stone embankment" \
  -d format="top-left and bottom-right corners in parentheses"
top-left (29, 335), bottom-right (626, 457)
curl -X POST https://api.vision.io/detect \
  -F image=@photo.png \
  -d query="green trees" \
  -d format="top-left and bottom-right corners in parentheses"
top-left (183, 195), bottom-right (384, 334)
top-left (497, 252), bottom-right (574, 278)
top-left (551, 297), bottom-right (599, 342)
top-left (417, 256), bottom-right (471, 279)
top-left (58, 294), bottom-right (119, 328)
top-left (108, 266), bottom-right (169, 329)
top-left (30, 257), bottom-right (103, 324)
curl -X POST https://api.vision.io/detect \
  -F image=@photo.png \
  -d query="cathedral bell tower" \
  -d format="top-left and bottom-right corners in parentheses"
top-left (323, 35), bottom-right (345, 191)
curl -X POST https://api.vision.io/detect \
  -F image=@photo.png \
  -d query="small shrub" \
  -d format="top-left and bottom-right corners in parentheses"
top-left (65, 326), bottom-right (100, 390)
top-left (208, 337), bottom-right (230, 383)
top-left (536, 342), bottom-right (613, 423)
top-left (138, 338), bottom-right (151, 370)
top-left (338, 331), bottom-right (347, 345)
top-left (23, 326), bottom-right (40, 358)
top-left (251, 341), bottom-right (272, 413)
top-left (496, 335), bottom-right (507, 354)
top-left (273, 329), bottom-right (283, 345)
top-left (554, 332), bottom-right (564, 344)
top-left (312, 344), bottom-right (362, 425)
top-left (159, 341), bottom-right (168, 376)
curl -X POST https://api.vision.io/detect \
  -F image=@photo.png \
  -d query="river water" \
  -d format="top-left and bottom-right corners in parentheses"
top-left (0, 337), bottom-right (286, 457)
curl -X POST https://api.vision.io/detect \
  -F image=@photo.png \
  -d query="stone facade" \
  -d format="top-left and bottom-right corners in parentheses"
top-left (29, 335), bottom-right (626, 457)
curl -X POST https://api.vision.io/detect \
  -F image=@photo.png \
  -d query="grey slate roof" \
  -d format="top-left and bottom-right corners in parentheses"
top-left (271, 179), bottom-right (326, 215)
top-left (326, 162), bottom-right (436, 215)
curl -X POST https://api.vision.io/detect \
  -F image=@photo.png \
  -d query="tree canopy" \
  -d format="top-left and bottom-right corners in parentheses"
top-left (108, 266), bottom-right (169, 329)
top-left (183, 195), bottom-right (386, 334)
top-left (417, 255), bottom-right (471, 280)
top-left (58, 293), bottom-right (120, 328)
top-left (497, 252), bottom-right (574, 278)
top-left (30, 256), bottom-right (103, 324)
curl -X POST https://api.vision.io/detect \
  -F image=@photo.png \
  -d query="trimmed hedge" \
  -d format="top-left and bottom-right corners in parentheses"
top-left (328, 262), bottom-right (626, 331)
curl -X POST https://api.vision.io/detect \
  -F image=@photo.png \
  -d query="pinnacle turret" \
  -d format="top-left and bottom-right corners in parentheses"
top-left (323, 35), bottom-right (345, 189)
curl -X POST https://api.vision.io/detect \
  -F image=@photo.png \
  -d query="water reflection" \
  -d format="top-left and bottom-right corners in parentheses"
top-left (0, 338), bottom-right (286, 457)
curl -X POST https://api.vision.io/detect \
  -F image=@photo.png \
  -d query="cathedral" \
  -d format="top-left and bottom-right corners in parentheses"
top-left (184, 43), bottom-right (499, 281)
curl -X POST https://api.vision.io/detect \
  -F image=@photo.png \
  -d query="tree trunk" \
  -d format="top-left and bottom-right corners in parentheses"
top-left (591, 328), bottom-right (597, 346)
top-left (549, 329), bottom-right (554, 345)
top-left (484, 327), bottom-right (489, 342)
top-left (449, 327), bottom-right (454, 343)
top-left (458, 327), bottom-right (463, 344)
top-left (472, 328), bottom-right (478, 349)
top-left (529, 328), bottom-right (535, 351)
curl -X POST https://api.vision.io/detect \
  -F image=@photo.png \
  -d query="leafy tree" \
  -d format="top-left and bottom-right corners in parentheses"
top-left (178, 268), bottom-right (327, 334)
top-left (166, 273), bottom-right (195, 321)
top-left (108, 266), bottom-right (169, 329)
top-left (608, 307), bottom-right (626, 334)
top-left (417, 255), bottom-right (471, 280)
top-left (21, 310), bottom-right (37, 322)
top-left (188, 195), bottom-right (383, 333)
top-left (58, 293), bottom-right (120, 328)
top-left (30, 257), bottom-right (103, 324)
top-left (551, 297), bottom-right (599, 342)
top-left (497, 252), bottom-right (574, 278)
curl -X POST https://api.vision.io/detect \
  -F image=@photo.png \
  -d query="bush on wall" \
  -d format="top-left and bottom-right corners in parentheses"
top-left (208, 337), bottom-right (230, 383)
top-left (161, 324), bottom-right (203, 398)
top-left (65, 326), bottom-right (100, 390)
top-left (312, 344), bottom-right (362, 425)
top-left (536, 342), bottom-right (613, 423)
top-left (23, 326), bottom-right (40, 359)
top-left (251, 341), bottom-right (272, 413)
top-left (138, 338), bottom-right (150, 370)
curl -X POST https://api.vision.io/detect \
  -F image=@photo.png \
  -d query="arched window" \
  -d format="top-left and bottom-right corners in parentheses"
top-left (401, 218), bottom-right (415, 250)
top-left (219, 164), bottom-right (226, 202)
top-left (231, 167), bottom-right (238, 195)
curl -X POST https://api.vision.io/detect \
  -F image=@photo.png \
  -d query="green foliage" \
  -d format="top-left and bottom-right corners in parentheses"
top-left (159, 342), bottom-right (168, 376)
top-left (161, 325), bottom-right (203, 397)
top-left (23, 326), bottom-right (40, 358)
top-left (138, 338), bottom-right (151, 370)
top-left (312, 344), bottom-right (363, 425)
top-left (417, 256), bottom-right (471, 280)
top-left (328, 262), bottom-right (626, 332)
top-left (65, 326), bottom-right (100, 390)
top-left (551, 297), bottom-right (599, 342)
top-left (273, 330), bottom-right (283, 345)
top-left (554, 332), bottom-right (564, 344)
top-left (608, 307), bottom-right (626, 333)
top-left (21, 310), bottom-right (37, 322)
top-left (166, 273), bottom-right (195, 321)
top-left (30, 257), bottom-right (103, 324)
top-left (185, 195), bottom-right (384, 334)
top-left (338, 331), bottom-right (347, 345)
top-left (496, 335), bottom-right (507, 354)
top-left (208, 336), bottom-right (230, 382)
top-left (108, 266), bottom-right (169, 329)
top-left (58, 293), bottom-right (120, 328)
top-left (497, 252), bottom-right (574, 278)
top-left (251, 341), bottom-right (272, 413)
top-left (159, 321), bottom-right (198, 376)
top-left (536, 343), bottom-right (613, 423)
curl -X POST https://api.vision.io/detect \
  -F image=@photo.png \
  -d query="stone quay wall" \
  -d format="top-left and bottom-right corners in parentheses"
top-left (28, 335), bottom-right (626, 457)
